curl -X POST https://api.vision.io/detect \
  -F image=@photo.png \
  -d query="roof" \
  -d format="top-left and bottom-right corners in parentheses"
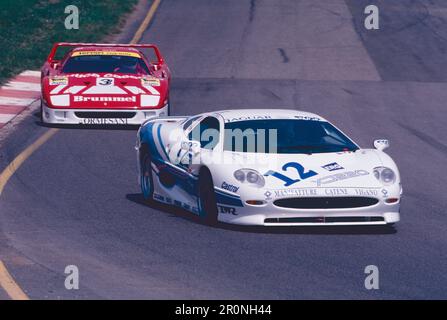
top-left (212, 109), bottom-right (326, 123)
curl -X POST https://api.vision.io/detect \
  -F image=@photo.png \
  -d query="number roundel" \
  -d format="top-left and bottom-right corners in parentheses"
top-left (264, 162), bottom-right (318, 186)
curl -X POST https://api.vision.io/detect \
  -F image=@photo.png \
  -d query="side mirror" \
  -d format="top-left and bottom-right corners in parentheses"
top-left (151, 64), bottom-right (160, 71)
top-left (181, 140), bottom-right (200, 155)
top-left (50, 61), bottom-right (60, 69)
top-left (374, 139), bottom-right (389, 151)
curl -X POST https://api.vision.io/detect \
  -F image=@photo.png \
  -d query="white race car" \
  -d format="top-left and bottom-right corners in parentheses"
top-left (136, 109), bottom-right (402, 226)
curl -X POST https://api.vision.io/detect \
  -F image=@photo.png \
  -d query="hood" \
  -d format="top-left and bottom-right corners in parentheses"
top-left (44, 73), bottom-right (167, 109)
top-left (219, 149), bottom-right (384, 189)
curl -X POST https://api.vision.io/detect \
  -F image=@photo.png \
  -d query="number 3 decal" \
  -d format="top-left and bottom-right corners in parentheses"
top-left (97, 78), bottom-right (114, 86)
top-left (264, 162), bottom-right (318, 186)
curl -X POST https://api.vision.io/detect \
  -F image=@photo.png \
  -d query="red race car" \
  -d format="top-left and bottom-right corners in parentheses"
top-left (40, 43), bottom-right (171, 125)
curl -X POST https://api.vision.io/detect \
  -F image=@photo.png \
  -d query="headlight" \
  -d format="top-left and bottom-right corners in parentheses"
top-left (234, 169), bottom-right (265, 187)
top-left (247, 171), bottom-right (259, 183)
top-left (373, 167), bottom-right (396, 186)
top-left (49, 94), bottom-right (70, 106)
top-left (234, 170), bottom-right (245, 182)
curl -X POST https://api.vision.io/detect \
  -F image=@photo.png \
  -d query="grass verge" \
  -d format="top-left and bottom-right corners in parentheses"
top-left (0, 0), bottom-right (138, 84)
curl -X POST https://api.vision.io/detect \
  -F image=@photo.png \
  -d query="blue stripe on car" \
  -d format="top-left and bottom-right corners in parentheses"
top-left (142, 121), bottom-right (243, 208)
top-left (214, 189), bottom-right (244, 207)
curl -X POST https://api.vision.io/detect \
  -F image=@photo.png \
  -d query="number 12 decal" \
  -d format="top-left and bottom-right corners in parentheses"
top-left (264, 162), bottom-right (318, 187)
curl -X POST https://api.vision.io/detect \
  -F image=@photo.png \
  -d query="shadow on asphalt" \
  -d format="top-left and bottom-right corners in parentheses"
top-left (126, 193), bottom-right (397, 235)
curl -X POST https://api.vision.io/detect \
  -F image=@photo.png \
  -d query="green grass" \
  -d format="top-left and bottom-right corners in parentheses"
top-left (0, 0), bottom-right (138, 84)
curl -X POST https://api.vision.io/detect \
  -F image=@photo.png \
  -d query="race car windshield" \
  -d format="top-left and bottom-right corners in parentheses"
top-left (62, 55), bottom-right (150, 74)
top-left (224, 119), bottom-right (359, 154)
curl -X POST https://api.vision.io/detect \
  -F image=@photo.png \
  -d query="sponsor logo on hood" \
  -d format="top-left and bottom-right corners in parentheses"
top-left (313, 170), bottom-right (369, 187)
top-left (322, 162), bottom-right (344, 172)
top-left (49, 76), bottom-right (68, 86)
top-left (142, 77), bottom-right (160, 87)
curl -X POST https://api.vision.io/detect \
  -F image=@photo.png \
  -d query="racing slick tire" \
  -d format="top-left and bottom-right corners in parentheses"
top-left (140, 145), bottom-right (154, 202)
top-left (40, 100), bottom-right (45, 124)
top-left (167, 98), bottom-right (171, 116)
top-left (198, 167), bottom-right (218, 226)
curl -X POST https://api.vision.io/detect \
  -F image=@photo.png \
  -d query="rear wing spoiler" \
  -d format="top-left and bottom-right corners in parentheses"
top-left (46, 42), bottom-right (165, 64)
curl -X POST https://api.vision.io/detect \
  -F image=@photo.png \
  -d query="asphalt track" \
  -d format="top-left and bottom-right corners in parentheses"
top-left (1, 0), bottom-right (447, 299)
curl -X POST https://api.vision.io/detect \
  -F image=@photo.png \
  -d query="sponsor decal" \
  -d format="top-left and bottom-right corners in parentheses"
top-left (97, 78), bottom-right (114, 86)
top-left (265, 162), bottom-right (318, 187)
top-left (354, 188), bottom-right (379, 197)
top-left (313, 170), bottom-right (369, 186)
top-left (154, 193), bottom-right (164, 201)
top-left (174, 200), bottom-right (182, 207)
top-left (73, 96), bottom-right (136, 102)
top-left (324, 188), bottom-right (348, 196)
top-left (49, 77), bottom-right (68, 86)
top-left (264, 190), bottom-right (272, 200)
top-left (225, 115), bottom-right (272, 123)
top-left (218, 205), bottom-right (237, 215)
top-left (80, 118), bottom-right (129, 125)
top-left (67, 73), bottom-right (143, 79)
top-left (274, 188), bottom-right (317, 198)
top-left (221, 181), bottom-right (239, 193)
top-left (142, 77), bottom-right (160, 87)
top-left (322, 162), bottom-right (344, 172)
top-left (268, 187), bottom-right (380, 198)
top-left (381, 189), bottom-right (388, 198)
top-left (71, 51), bottom-right (141, 58)
top-left (294, 115), bottom-right (322, 121)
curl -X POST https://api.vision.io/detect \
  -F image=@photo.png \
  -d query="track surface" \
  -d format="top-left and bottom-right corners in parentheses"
top-left (1, 0), bottom-right (447, 299)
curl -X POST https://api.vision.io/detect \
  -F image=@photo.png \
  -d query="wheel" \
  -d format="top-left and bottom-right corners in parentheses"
top-left (198, 168), bottom-right (218, 225)
top-left (140, 147), bottom-right (154, 201)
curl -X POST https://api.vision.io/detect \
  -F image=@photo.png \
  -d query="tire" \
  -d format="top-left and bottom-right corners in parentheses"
top-left (198, 168), bottom-right (218, 225)
top-left (166, 98), bottom-right (171, 116)
top-left (140, 146), bottom-right (154, 201)
top-left (40, 100), bottom-right (44, 123)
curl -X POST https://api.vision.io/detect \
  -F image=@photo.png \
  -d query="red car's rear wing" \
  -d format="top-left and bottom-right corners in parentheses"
top-left (46, 42), bottom-right (165, 64)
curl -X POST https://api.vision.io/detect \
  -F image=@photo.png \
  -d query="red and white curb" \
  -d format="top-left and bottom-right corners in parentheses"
top-left (0, 70), bottom-right (40, 128)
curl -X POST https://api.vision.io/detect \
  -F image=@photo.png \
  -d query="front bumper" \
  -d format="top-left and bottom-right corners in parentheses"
top-left (42, 103), bottom-right (168, 125)
top-left (217, 188), bottom-right (401, 226)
